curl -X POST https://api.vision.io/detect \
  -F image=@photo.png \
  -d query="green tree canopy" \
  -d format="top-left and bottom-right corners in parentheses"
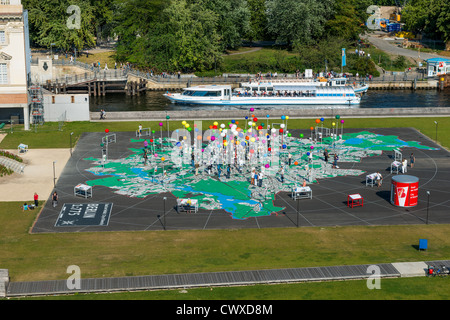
top-left (402, 0), bottom-right (450, 43)
top-left (266, 0), bottom-right (335, 47)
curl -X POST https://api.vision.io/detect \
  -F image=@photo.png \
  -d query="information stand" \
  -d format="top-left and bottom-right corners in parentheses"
top-left (74, 184), bottom-right (93, 198)
top-left (177, 198), bottom-right (198, 213)
top-left (391, 161), bottom-right (401, 174)
top-left (347, 194), bottom-right (363, 208)
top-left (292, 186), bottom-right (312, 200)
top-left (18, 143), bottom-right (28, 153)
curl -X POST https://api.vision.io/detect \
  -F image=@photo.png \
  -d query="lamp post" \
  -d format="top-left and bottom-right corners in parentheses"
top-left (70, 132), bottom-right (74, 156)
top-left (426, 191), bottom-right (430, 225)
top-left (434, 121), bottom-right (438, 143)
top-left (53, 161), bottom-right (57, 188)
top-left (163, 196), bottom-right (167, 230)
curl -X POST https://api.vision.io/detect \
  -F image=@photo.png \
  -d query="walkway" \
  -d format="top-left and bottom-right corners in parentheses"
top-left (3, 260), bottom-right (449, 297)
top-left (363, 34), bottom-right (449, 61)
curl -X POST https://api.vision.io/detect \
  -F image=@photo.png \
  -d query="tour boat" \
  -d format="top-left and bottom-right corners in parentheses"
top-left (163, 84), bottom-right (361, 106)
top-left (239, 77), bottom-right (369, 94)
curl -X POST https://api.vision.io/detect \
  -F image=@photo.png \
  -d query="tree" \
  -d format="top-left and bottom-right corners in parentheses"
top-left (245, 0), bottom-right (269, 42)
top-left (266, 0), bottom-right (335, 47)
top-left (23, 0), bottom-right (97, 51)
top-left (203, 0), bottom-right (250, 51)
top-left (402, 0), bottom-right (450, 44)
top-left (114, 0), bottom-right (222, 72)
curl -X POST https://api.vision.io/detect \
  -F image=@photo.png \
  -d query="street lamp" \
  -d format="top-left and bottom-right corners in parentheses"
top-left (163, 196), bottom-right (167, 230)
top-left (70, 132), bottom-right (74, 156)
top-left (434, 121), bottom-right (438, 143)
top-left (53, 161), bottom-right (57, 188)
top-left (426, 191), bottom-right (430, 225)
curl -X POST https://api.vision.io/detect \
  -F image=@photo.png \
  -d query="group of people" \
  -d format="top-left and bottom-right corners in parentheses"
top-left (22, 191), bottom-right (59, 211)
top-left (235, 90), bottom-right (316, 98)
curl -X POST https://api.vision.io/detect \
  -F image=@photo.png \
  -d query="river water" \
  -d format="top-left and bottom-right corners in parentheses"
top-left (90, 88), bottom-right (450, 113)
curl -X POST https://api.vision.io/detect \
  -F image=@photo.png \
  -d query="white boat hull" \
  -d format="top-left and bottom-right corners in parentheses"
top-left (164, 94), bottom-right (360, 106)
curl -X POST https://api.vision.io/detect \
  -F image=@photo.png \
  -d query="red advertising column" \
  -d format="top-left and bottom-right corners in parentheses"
top-left (391, 175), bottom-right (419, 207)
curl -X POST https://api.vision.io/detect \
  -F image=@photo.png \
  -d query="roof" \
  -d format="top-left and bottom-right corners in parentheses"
top-left (426, 58), bottom-right (450, 63)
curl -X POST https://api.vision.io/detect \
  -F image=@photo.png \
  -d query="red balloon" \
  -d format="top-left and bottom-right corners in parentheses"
top-left (268, 147), bottom-right (271, 152)
top-left (253, 117), bottom-right (258, 122)
top-left (279, 128), bottom-right (283, 133)
top-left (105, 129), bottom-right (109, 133)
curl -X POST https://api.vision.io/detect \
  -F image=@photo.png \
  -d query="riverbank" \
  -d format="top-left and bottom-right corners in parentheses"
top-left (90, 107), bottom-right (450, 122)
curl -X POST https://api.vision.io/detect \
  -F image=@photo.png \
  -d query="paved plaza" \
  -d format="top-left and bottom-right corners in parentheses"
top-left (31, 126), bottom-right (450, 233)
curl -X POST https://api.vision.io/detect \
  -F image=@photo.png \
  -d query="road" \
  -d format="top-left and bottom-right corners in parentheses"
top-left (363, 33), bottom-right (448, 62)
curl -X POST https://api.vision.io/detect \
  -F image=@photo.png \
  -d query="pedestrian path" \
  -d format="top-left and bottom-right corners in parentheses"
top-left (3, 260), bottom-right (448, 297)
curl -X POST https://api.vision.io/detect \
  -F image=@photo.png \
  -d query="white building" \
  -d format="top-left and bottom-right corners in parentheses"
top-left (0, 0), bottom-right (30, 130)
top-left (426, 58), bottom-right (450, 77)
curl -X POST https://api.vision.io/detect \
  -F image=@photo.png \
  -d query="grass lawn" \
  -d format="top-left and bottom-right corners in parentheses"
top-left (2, 201), bottom-right (450, 284)
top-left (1, 117), bottom-right (449, 150)
top-left (75, 50), bottom-right (117, 68)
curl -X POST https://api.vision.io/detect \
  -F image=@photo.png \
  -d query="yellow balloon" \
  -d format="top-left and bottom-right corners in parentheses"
top-left (161, 157), bottom-right (165, 161)
top-left (213, 121), bottom-right (218, 126)
top-left (286, 116), bottom-right (290, 120)
top-left (182, 121), bottom-right (186, 125)
top-left (224, 142), bottom-right (228, 146)
top-left (185, 123), bottom-right (190, 128)
top-left (332, 122), bottom-right (336, 126)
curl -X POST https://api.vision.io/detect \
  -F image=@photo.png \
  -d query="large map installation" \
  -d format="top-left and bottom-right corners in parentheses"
top-left (83, 122), bottom-right (437, 220)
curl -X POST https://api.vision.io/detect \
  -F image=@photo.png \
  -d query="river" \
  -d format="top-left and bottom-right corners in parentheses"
top-left (90, 88), bottom-right (450, 113)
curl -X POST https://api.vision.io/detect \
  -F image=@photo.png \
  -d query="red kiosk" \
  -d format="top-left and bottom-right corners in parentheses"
top-left (390, 175), bottom-right (419, 207)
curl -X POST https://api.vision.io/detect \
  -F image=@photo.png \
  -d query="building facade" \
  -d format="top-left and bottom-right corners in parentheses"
top-left (0, 0), bottom-right (29, 130)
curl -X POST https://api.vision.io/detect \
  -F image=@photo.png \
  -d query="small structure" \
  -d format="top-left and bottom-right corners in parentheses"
top-left (426, 58), bottom-right (450, 77)
top-left (74, 183), bottom-right (92, 198)
top-left (390, 175), bottom-right (419, 207)
top-left (18, 143), bottom-right (28, 153)
top-left (177, 198), bottom-right (198, 213)
top-left (347, 194), bottom-right (363, 208)
top-left (291, 186), bottom-right (312, 200)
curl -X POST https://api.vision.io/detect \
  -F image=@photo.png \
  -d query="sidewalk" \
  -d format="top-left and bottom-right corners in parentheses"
top-left (3, 260), bottom-right (448, 297)
top-left (0, 147), bottom-right (71, 202)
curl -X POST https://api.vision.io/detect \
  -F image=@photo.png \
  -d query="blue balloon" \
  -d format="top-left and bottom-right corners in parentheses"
top-left (231, 119), bottom-right (235, 123)
top-left (307, 152), bottom-right (310, 156)
top-left (281, 115), bottom-right (286, 120)
top-left (282, 144), bottom-right (287, 149)
top-left (245, 116), bottom-right (248, 120)
top-left (320, 117), bottom-right (324, 122)
top-left (266, 114), bottom-right (270, 118)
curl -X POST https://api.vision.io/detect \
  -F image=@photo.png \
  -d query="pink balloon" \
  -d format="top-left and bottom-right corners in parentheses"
top-left (265, 164), bottom-right (269, 168)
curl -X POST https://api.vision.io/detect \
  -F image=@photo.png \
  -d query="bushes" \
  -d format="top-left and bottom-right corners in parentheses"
top-left (0, 150), bottom-right (23, 163)
top-left (0, 164), bottom-right (13, 177)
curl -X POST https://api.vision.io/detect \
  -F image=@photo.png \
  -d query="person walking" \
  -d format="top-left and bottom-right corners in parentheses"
top-left (34, 192), bottom-right (39, 207)
top-left (410, 153), bottom-right (415, 168)
top-left (333, 153), bottom-right (339, 169)
top-left (324, 149), bottom-right (329, 163)
top-left (52, 191), bottom-right (58, 207)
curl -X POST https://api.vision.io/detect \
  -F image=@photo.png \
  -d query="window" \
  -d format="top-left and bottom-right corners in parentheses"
top-left (71, 96), bottom-right (75, 103)
top-left (1, 0), bottom-right (11, 5)
top-left (0, 63), bottom-right (7, 84)
top-left (0, 31), bottom-right (5, 44)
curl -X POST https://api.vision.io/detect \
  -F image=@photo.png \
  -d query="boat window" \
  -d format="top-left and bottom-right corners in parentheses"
top-left (204, 91), bottom-right (221, 97)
